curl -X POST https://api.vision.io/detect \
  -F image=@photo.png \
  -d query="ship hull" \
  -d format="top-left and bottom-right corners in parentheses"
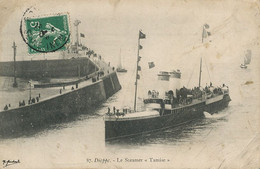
top-left (205, 94), bottom-right (231, 114)
top-left (0, 72), bottom-right (121, 136)
top-left (105, 94), bottom-right (231, 141)
top-left (116, 68), bottom-right (127, 73)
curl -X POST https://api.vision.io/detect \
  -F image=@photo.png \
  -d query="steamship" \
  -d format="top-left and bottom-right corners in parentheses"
top-left (105, 28), bottom-right (231, 141)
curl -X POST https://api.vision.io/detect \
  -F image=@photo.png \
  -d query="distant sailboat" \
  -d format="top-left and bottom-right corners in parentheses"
top-left (240, 50), bottom-right (252, 69)
top-left (116, 49), bottom-right (127, 73)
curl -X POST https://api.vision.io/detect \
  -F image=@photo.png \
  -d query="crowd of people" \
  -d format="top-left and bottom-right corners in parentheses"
top-left (146, 83), bottom-right (228, 107)
top-left (106, 106), bottom-right (130, 117)
top-left (25, 93), bottom-right (41, 106)
top-left (3, 93), bottom-right (42, 111)
top-left (148, 90), bottom-right (159, 98)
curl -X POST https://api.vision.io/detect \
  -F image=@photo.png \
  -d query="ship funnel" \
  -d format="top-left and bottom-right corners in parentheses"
top-left (156, 71), bottom-right (170, 98)
top-left (169, 69), bottom-right (181, 97)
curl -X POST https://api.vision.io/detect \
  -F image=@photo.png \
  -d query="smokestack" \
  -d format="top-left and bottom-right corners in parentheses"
top-left (168, 69), bottom-right (181, 97)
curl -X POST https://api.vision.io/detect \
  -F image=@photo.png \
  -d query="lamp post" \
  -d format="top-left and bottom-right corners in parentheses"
top-left (12, 41), bottom-right (18, 87)
top-left (28, 81), bottom-right (32, 101)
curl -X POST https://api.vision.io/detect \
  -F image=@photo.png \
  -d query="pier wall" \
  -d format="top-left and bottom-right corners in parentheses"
top-left (0, 57), bottom-right (97, 78)
top-left (0, 72), bottom-right (121, 134)
top-left (102, 72), bottom-right (121, 98)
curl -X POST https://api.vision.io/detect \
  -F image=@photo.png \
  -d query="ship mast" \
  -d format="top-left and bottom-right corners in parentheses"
top-left (133, 34), bottom-right (140, 112)
top-left (198, 57), bottom-right (202, 88)
top-left (134, 30), bottom-right (145, 112)
top-left (12, 41), bottom-right (18, 87)
top-left (199, 24), bottom-right (210, 88)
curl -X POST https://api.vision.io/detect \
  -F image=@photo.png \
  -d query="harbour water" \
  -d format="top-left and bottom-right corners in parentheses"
top-left (0, 59), bottom-right (259, 168)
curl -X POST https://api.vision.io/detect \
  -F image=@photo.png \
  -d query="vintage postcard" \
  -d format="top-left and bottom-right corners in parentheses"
top-left (0, 0), bottom-right (259, 168)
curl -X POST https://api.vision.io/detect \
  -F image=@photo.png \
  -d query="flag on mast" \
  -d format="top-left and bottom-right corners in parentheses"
top-left (148, 62), bottom-right (155, 69)
top-left (80, 33), bottom-right (85, 38)
top-left (202, 24), bottom-right (211, 39)
top-left (137, 65), bottom-right (141, 71)
top-left (139, 31), bottom-right (146, 39)
top-left (138, 56), bottom-right (142, 62)
top-left (204, 24), bottom-right (209, 29)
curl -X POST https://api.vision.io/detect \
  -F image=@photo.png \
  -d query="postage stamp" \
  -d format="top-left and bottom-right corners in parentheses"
top-left (24, 14), bottom-right (70, 54)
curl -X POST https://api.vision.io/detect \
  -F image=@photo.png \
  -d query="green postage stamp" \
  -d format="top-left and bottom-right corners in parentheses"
top-left (25, 14), bottom-right (70, 54)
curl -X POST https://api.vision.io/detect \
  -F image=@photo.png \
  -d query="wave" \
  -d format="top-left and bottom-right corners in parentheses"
top-left (203, 111), bottom-right (229, 119)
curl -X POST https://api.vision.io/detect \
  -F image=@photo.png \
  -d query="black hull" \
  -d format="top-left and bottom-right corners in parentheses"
top-left (0, 72), bottom-right (121, 137)
top-left (205, 94), bottom-right (231, 114)
top-left (105, 94), bottom-right (231, 141)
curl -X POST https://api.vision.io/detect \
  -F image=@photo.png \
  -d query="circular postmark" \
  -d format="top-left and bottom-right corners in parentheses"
top-left (20, 7), bottom-right (70, 54)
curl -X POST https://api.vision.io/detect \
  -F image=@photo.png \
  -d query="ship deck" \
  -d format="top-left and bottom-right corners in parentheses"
top-left (105, 95), bottom-right (224, 121)
top-left (167, 98), bottom-right (205, 110)
top-left (105, 110), bottom-right (160, 121)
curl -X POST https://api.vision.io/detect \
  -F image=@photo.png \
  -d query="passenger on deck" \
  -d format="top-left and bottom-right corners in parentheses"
top-left (113, 106), bottom-right (116, 114)
top-left (19, 101), bottom-right (21, 107)
top-left (22, 100), bottom-right (25, 106)
top-left (92, 77), bottom-right (96, 83)
top-left (60, 89), bottom-right (62, 94)
top-left (63, 85), bottom-right (65, 90)
top-left (32, 98), bottom-right (35, 104)
top-left (36, 97), bottom-right (39, 102)
top-left (76, 83), bottom-right (78, 89)
top-left (107, 107), bottom-right (111, 114)
top-left (115, 109), bottom-right (124, 116)
top-left (8, 104), bottom-right (11, 107)
top-left (159, 100), bottom-right (165, 116)
top-left (100, 71), bottom-right (104, 77)
top-left (71, 86), bottom-right (74, 90)
top-left (4, 105), bottom-right (8, 111)
top-left (39, 93), bottom-right (41, 98)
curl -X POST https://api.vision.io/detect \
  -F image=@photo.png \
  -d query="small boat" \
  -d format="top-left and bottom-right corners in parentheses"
top-left (105, 29), bottom-right (231, 141)
top-left (116, 68), bottom-right (127, 73)
top-left (240, 49), bottom-right (251, 69)
top-left (116, 49), bottom-right (127, 73)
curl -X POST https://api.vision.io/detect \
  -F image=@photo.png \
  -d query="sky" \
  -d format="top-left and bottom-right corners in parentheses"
top-left (0, 0), bottom-right (259, 83)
